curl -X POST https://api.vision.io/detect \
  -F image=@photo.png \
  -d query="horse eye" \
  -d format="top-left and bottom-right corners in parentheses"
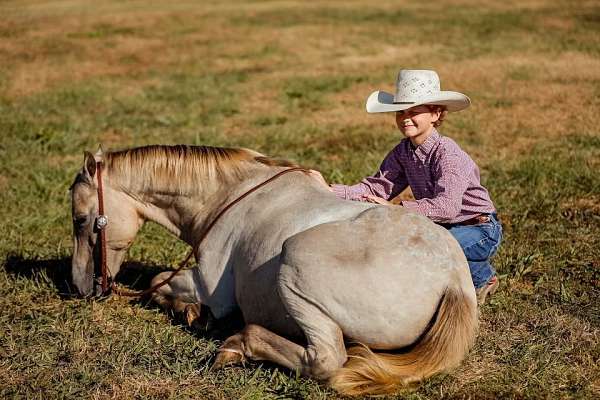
top-left (74, 215), bottom-right (89, 227)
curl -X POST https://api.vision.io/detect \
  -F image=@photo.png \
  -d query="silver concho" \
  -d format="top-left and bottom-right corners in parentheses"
top-left (96, 215), bottom-right (109, 229)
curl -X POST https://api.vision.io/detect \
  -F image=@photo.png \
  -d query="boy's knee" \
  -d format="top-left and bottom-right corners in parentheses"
top-left (457, 227), bottom-right (501, 262)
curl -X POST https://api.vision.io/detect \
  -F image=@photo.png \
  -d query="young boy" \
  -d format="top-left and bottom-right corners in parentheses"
top-left (330, 69), bottom-right (502, 305)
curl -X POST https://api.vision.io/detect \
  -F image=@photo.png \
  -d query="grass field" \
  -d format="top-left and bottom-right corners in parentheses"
top-left (1, 0), bottom-right (599, 398)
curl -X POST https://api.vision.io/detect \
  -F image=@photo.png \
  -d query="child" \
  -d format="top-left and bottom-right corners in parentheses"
top-left (330, 69), bottom-right (502, 304)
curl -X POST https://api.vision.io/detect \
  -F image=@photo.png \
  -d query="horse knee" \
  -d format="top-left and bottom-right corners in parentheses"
top-left (149, 272), bottom-right (202, 325)
top-left (240, 324), bottom-right (263, 357)
top-left (151, 271), bottom-right (173, 294)
top-left (304, 345), bottom-right (345, 380)
top-left (150, 271), bottom-right (196, 307)
top-left (150, 273), bottom-right (173, 307)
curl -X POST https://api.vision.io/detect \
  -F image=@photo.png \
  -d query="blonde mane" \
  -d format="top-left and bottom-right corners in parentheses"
top-left (104, 145), bottom-right (297, 196)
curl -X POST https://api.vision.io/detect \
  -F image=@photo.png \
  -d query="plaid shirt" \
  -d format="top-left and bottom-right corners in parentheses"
top-left (331, 129), bottom-right (496, 224)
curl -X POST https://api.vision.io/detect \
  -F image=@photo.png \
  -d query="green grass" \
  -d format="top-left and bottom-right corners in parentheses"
top-left (283, 75), bottom-right (365, 111)
top-left (1, 0), bottom-right (599, 398)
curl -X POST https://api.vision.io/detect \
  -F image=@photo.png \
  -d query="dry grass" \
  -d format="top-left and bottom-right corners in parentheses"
top-left (1, 0), bottom-right (599, 399)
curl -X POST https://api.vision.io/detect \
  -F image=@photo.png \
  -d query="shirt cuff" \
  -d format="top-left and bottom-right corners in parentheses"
top-left (330, 184), bottom-right (348, 200)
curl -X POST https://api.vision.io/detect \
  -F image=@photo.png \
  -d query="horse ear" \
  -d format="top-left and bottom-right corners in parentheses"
top-left (83, 151), bottom-right (97, 180)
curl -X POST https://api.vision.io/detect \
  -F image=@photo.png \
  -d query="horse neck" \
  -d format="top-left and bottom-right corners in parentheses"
top-left (105, 161), bottom-right (271, 246)
top-left (184, 164), bottom-right (290, 240)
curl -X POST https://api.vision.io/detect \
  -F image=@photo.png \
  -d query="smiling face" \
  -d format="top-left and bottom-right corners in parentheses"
top-left (395, 105), bottom-right (441, 146)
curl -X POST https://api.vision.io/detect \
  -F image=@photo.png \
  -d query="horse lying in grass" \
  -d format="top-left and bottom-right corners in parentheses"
top-left (69, 144), bottom-right (478, 396)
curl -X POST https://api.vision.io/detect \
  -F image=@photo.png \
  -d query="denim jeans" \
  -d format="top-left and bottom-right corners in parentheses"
top-left (442, 213), bottom-right (502, 289)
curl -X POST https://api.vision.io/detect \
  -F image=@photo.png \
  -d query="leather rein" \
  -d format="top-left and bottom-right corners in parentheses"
top-left (94, 161), bottom-right (310, 298)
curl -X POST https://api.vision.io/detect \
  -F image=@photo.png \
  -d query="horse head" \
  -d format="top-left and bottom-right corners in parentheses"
top-left (69, 150), bottom-right (142, 297)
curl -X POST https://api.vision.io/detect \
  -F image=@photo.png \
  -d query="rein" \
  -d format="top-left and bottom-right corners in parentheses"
top-left (94, 161), bottom-right (310, 298)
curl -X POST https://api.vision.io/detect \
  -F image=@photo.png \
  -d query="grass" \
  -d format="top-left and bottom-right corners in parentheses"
top-left (1, 0), bottom-right (599, 398)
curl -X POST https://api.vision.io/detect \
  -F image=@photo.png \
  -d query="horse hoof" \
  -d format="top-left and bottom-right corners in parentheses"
top-left (185, 304), bottom-right (215, 332)
top-left (185, 304), bottom-right (201, 327)
top-left (211, 348), bottom-right (245, 371)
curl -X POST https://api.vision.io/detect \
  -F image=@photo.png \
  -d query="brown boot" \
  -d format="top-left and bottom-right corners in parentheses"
top-left (476, 275), bottom-right (499, 305)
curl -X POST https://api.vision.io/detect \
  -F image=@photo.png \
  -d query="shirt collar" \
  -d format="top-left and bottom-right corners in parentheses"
top-left (414, 129), bottom-right (440, 161)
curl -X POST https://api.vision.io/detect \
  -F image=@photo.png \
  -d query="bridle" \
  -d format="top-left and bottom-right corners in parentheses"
top-left (93, 161), bottom-right (311, 298)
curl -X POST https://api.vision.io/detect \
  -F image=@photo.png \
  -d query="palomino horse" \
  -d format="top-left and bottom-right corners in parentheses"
top-left (70, 145), bottom-right (477, 396)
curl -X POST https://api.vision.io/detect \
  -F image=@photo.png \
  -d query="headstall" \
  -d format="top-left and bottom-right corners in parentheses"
top-left (94, 161), bottom-right (310, 298)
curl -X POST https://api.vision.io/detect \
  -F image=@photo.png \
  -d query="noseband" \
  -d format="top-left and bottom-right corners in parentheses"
top-left (94, 160), bottom-right (311, 298)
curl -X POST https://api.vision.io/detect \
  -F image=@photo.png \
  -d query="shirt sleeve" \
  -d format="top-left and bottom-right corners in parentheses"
top-left (331, 146), bottom-right (409, 202)
top-left (401, 151), bottom-right (470, 222)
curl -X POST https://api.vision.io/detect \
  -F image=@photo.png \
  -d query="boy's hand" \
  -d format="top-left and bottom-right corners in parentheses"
top-left (363, 195), bottom-right (395, 206)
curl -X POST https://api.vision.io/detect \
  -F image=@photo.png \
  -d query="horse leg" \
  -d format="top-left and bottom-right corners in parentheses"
top-left (150, 270), bottom-right (213, 330)
top-left (212, 310), bottom-right (346, 381)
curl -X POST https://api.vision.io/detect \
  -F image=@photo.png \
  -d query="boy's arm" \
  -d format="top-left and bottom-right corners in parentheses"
top-left (400, 152), bottom-right (469, 222)
top-left (331, 146), bottom-right (408, 202)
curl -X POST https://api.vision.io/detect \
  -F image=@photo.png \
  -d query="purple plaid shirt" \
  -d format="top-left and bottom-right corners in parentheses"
top-left (331, 129), bottom-right (496, 224)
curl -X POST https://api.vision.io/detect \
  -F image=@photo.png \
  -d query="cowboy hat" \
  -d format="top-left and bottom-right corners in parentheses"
top-left (366, 70), bottom-right (470, 113)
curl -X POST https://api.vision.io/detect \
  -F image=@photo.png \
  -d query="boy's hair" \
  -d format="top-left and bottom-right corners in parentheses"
top-left (428, 105), bottom-right (448, 128)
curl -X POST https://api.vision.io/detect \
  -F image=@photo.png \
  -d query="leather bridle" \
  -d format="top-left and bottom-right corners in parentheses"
top-left (93, 161), bottom-right (311, 298)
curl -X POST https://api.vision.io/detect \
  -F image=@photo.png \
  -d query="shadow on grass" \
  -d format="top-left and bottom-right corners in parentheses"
top-left (2, 254), bottom-right (164, 297)
top-left (3, 254), bottom-right (73, 297)
top-left (2, 254), bottom-right (245, 340)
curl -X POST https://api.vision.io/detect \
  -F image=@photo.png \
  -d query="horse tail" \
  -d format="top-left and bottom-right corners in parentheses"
top-left (329, 286), bottom-right (478, 396)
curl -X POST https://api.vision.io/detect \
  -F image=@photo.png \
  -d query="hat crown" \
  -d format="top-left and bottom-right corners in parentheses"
top-left (394, 70), bottom-right (441, 103)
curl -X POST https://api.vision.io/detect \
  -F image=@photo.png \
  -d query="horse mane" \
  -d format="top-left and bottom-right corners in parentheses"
top-left (104, 144), bottom-right (298, 196)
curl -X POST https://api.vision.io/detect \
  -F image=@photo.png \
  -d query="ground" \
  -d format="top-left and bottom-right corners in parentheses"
top-left (0, 0), bottom-right (599, 398)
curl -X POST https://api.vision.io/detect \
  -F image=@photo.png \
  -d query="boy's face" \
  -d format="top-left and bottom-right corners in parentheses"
top-left (395, 105), bottom-right (441, 144)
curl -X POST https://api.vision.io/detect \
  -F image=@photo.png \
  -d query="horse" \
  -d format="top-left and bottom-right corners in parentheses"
top-left (69, 144), bottom-right (478, 396)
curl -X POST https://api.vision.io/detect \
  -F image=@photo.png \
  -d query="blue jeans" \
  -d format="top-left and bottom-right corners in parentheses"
top-left (441, 214), bottom-right (502, 289)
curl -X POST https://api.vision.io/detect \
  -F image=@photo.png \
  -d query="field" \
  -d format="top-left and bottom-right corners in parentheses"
top-left (1, 0), bottom-right (599, 398)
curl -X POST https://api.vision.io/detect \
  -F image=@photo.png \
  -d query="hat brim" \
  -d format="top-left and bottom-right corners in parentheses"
top-left (366, 90), bottom-right (471, 113)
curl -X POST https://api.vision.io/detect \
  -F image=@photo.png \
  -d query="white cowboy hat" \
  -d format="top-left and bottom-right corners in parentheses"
top-left (366, 69), bottom-right (470, 113)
